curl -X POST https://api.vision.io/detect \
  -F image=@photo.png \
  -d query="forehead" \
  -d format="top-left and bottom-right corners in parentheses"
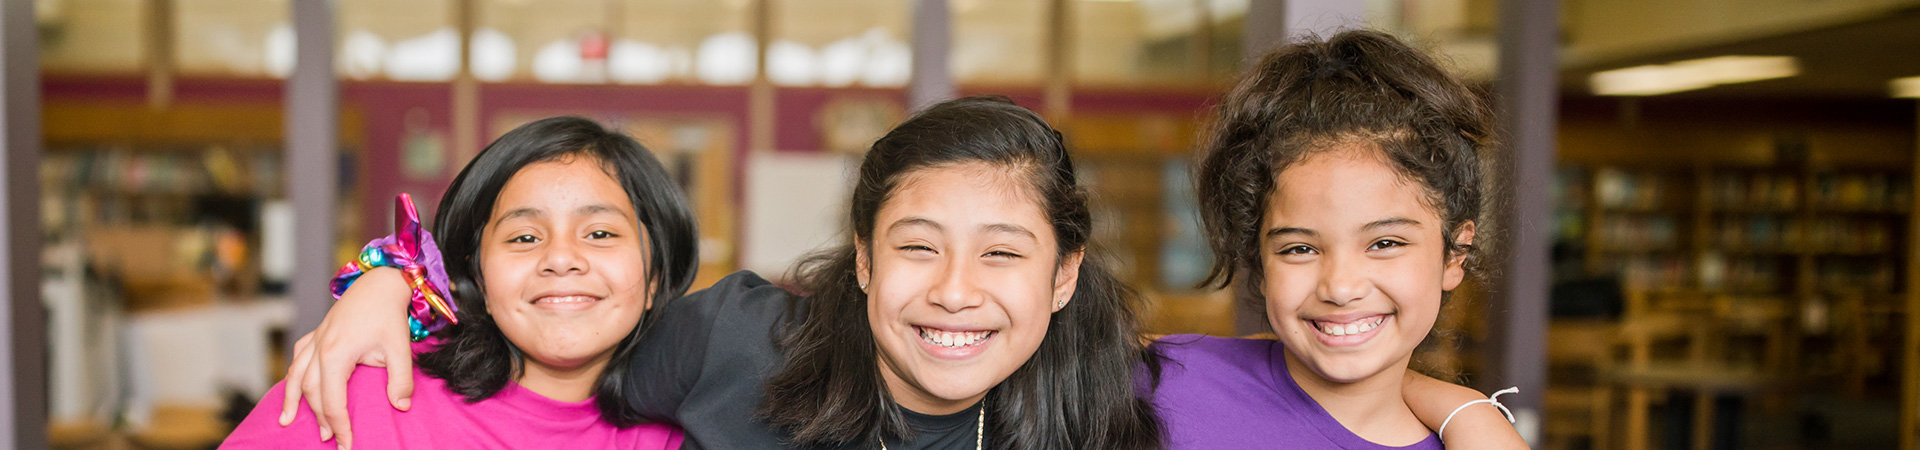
top-left (493, 158), bottom-right (631, 212)
top-left (1266, 147), bottom-right (1440, 226)
top-left (877, 163), bottom-right (1051, 237)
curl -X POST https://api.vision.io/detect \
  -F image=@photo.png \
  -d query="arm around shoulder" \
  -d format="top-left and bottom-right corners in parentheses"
top-left (1402, 372), bottom-right (1527, 450)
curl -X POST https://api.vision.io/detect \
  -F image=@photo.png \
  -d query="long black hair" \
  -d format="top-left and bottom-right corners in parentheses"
top-left (417, 116), bottom-right (699, 427)
top-left (759, 96), bottom-right (1166, 449)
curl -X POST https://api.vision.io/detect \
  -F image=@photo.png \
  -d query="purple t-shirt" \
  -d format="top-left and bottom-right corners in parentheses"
top-left (1148, 335), bottom-right (1442, 450)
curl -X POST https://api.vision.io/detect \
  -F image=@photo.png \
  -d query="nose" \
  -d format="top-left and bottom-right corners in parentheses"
top-left (1315, 251), bottom-right (1371, 306)
top-left (538, 235), bottom-right (589, 276)
top-left (927, 256), bottom-right (985, 313)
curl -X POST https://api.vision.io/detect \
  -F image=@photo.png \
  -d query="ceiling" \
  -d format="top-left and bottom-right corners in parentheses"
top-left (1559, 6), bottom-right (1920, 100)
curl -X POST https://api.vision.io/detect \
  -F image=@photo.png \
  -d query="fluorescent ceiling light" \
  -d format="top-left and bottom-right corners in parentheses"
top-left (1892, 76), bottom-right (1920, 98)
top-left (1591, 56), bottom-right (1798, 96)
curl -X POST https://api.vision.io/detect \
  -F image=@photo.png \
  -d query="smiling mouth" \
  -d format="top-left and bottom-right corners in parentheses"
top-left (915, 326), bottom-right (995, 348)
top-left (532, 295), bottom-right (601, 305)
top-left (1310, 315), bottom-right (1387, 337)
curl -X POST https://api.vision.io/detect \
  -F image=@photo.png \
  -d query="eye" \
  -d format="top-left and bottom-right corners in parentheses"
top-left (984, 250), bottom-right (1023, 259)
top-left (508, 235), bottom-right (539, 244)
top-left (898, 245), bottom-right (934, 253)
top-left (587, 230), bottom-right (617, 239)
top-left (1368, 239), bottom-right (1408, 251)
top-left (1277, 245), bottom-right (1316, 255)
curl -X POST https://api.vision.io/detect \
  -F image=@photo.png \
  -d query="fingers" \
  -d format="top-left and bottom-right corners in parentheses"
top-left (280, 333), bottom-right (316, 426)
top-left (302, 359), bottom-right (331, 441)
top-left (384, 342), bottom-right (415, 411)
top-left (321, 351), bottom-right (356, 449)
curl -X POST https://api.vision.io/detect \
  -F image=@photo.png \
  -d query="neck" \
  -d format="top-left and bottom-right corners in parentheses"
top-left (515, 350), bottom-right (613, 402)
top-left (878, 358), bottom-right (986, 416)
top-left (1283, 350), bottom-right (1429, 446)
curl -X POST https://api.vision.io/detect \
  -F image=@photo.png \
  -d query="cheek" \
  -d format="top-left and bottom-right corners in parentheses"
top-left (478, 254), bottom-right (531, 309)
top-left (1260, 262), bottom-right (1317, 311)
top-left (989, 270), bottom-right (1059, 346)
top-left (1380, 258), bottom-right (1446, 321)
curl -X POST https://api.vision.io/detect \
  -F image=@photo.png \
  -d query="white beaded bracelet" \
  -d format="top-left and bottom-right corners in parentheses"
top-left (1437, 387), bottom-right (1519, 440)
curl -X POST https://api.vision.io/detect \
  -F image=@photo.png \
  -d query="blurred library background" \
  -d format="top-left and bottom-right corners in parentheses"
top-left (1, 0), bottom-right (1919, 449)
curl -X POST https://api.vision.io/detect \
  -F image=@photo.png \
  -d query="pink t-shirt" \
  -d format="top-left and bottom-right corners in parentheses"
top-left (222, 365), bottom-right (683, 450)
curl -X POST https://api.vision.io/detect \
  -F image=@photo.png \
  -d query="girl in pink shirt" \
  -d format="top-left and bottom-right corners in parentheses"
top-left (223, 116), bottom-right (694, 449)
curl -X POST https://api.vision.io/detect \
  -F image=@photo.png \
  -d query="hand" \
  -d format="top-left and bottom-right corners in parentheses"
top-left (277, 267), bottom-right (416, 449)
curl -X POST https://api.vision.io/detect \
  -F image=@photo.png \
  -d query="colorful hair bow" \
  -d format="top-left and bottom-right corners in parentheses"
top-left (330, 193), bottom-right (457, 341)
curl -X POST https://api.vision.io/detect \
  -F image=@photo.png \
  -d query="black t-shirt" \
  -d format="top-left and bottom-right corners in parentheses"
top-left (626, 271), bottom-right (989, 450)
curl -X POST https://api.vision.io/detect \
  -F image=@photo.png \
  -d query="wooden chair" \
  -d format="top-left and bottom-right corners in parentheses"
top-left (1546, 320), bottom-right (1619, 450)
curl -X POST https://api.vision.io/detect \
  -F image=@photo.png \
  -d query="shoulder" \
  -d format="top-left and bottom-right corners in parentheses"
top-left (222, 367), bottom-right (433, 449)
top-left (627, 423), bottom-right (688, 450)
top-left (221, 381), bottom-right (331, 449)
top-left (1151, 334), bottom-right (1275, 364)
top-left (661, 271), bottom-right (797, 328)
top-left (1148, 334), bottom-right (1280, 391)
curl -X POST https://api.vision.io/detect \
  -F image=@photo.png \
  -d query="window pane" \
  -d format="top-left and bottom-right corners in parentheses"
top-left (39, 0), bottom-right (147, 73)
top-left (1072, 0), bottom-right (1207, 86)
top-left (338, 0), bottom-right (456, 81)
top-left (613, 0), bottom-right (750, 85)
top-left (482, 0), bottom-right (609, 83)
top-left (175, 0), bottom-right (286, 76)
top-left (951, 0), bottom-right (1044, 85)
top-left (771, 0), bottom-right (910, 87)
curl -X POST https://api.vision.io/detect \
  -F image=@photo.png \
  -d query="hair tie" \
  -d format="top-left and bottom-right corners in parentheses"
top-left (330, 193), bottom-right (458, 341)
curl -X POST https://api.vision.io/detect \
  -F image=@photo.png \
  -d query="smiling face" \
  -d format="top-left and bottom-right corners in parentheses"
top-left (1261, 145), bottom-right (1472, 385)
top-left (856, 162), bottom-right (1081, 415)
top-left (479, 157), bottom-right (652, 376)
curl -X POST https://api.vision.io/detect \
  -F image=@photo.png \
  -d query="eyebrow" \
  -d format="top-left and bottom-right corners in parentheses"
top-left (1263, 217), bottom-right (1423, 239)
top-left (886, 217), bottom-right (1038, 241)
top-left (1362, 217), bottom-right (1422, 231)
top-left (981, 223), bottom-right (1038, 242)
top-left (495, 204), bottom-right (629, 223)
top-left (887, 217), bottom-right (944, 234)
top-left (1265, 227), bottom-right (1316, 239)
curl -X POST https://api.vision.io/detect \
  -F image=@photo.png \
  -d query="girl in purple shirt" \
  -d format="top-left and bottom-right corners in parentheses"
top-left (1149, 30), bottom-right (1526, 449)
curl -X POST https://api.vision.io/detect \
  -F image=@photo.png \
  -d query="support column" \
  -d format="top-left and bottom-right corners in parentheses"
top-left (1491, 0), bottom-right (1561, 443)
top-left (907, 0), bottom-right (952, 110)
top-left (452, 0), bottom-right (480, 163)
top-left (1043, 0), bottom-right (1070, 119)
top-left (287, 0), bottom-right (339, 341)
top-left (0, 0), bottom-right (45, 447)
top-left (748, 0), bottom-right (774, 152)
top-left (1902, 102), bottom-right (1919, 450)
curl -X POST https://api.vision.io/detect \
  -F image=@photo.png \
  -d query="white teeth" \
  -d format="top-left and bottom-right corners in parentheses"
top-left (918, 327), bottom-right (992, 348)
top-left (538, 295), bottom-right (596, 304)
top-left (1316, 316), bottom-right (1384, 336)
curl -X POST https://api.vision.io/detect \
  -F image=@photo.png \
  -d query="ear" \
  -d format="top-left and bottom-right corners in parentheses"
top-left (854, 240), bottom-right (872, 293)
top-left (1051, 251), bottom-right (1085, 313)
top-left (1441, 221), bottom-right (1476, 291)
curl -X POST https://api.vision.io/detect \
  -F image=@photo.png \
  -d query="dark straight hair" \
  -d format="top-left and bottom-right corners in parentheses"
top-left (417, 116), bottom-right (699, 427)
top-left (759, 96), bottom-right (1166, 450)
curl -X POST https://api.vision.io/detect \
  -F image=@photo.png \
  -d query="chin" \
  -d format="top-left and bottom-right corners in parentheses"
top-left (920, 372), bottom-right (998, 402)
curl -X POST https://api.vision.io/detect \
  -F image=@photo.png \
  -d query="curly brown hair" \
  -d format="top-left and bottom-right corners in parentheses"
top-left (1195, 30), bottom-right (1496, 297)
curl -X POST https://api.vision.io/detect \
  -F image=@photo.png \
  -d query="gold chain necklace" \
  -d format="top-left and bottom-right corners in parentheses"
top-left (878, 404), bottom-right (984, 450)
